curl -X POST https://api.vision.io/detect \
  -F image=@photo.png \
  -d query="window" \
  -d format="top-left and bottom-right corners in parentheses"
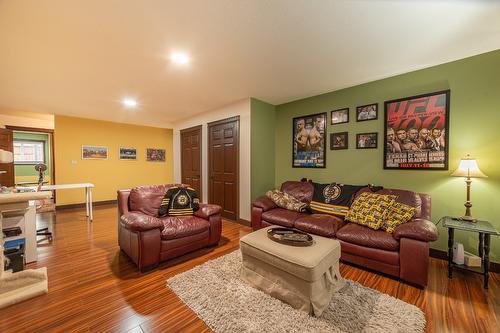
top-left (13, 140), bottom-right (45, 164)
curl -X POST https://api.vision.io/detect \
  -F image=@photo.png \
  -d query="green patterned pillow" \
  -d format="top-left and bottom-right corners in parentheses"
top-left (345, 192), bottom-right (397, 230)
top-left (382, 202), bottom-right (416, 233)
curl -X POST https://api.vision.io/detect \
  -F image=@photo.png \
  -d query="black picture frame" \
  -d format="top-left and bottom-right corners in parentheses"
top-left (292, 112), bottom-right (327, 168)
top-left (331, 108), bottom-right (349, 125)
top-left (356, 132), bottom-right (378, 149)
top-left (330, 132), bottom-right (348, 150)
top-left (356, 103), bottom-right (378, 122)
top-left (383, 90), bottom-right (450, 170)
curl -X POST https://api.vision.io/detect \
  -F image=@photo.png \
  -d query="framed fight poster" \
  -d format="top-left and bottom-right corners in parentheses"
top-left (292, 112), bottom-right (326, 168)
top-left (384, 90), bottom-right (450, 170)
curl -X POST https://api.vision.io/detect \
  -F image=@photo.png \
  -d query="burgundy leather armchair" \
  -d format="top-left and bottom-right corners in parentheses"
top-left (118, 184), bottom-right (222, 271)
top-left (252, 181), bottom-right (438, 287)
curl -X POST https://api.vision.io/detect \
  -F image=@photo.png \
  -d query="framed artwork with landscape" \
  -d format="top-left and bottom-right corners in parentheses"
top-left (331, 108), bottom-right (349, 125)
top-left (330, 132), bottom-right (348, 150)
top-left (384, 90), bottom-right (450, 170)
top-left (356, 103), bottom-right (378, 122)
top-left (81, 145), bottom-right (108, 160)
top-left (292, 112), bottom-right (326, 168)
top-left (119, 147), bottom-right (137, 160)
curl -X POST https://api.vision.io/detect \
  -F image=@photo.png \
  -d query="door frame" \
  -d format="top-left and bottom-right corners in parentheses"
top-left (180, 125), bottom-right (203, 202)
top-left (6, 126), bottom-right (56, 200)
top-left (207, 116), bottom-right (240, 221)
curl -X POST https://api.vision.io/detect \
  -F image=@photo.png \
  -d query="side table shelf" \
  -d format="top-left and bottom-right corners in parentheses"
top-left (442, 216), bottom-right (499, 289)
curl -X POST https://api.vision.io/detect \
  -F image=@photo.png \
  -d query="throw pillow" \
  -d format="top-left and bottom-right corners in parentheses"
top-left (345, 192), bottom-right (397, 230)
top-left (158, 186), bottom-right (200, 217)
top-left (382, 202), bottom-right (416, 233)
top-left (309, 182), bottom-right (367, 217)
top-left (266, 190), bottom-right (308, 212)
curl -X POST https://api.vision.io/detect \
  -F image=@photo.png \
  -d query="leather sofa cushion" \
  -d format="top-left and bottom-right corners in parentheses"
top-left (280, 181), bottom-right (314, 203)
top-left (340, 241), bottom-right (400, 266)
top-left (261, 208), bottom-right (308, 228)
top-left (294, 214), bottom-right (346, 238)
top-left (129, 184), bottom-right (185, 217)
top-left (336, 223), bottom-right (400, 251)
top-left (160, 215), bottom-right (210, 240)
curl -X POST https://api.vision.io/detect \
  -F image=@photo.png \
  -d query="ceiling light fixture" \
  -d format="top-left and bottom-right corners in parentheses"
top-left (122, 97), bottom-right (138, 109)
top-left (170, 52), bottom-right (190, 65)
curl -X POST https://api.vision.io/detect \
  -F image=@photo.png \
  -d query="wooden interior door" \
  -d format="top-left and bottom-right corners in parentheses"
top-left (208, 117), bottom-right (239, 221)
top-left (0, 128), bottom-right (14, 187)
top-left (180, 125), bottom-right (202, 200)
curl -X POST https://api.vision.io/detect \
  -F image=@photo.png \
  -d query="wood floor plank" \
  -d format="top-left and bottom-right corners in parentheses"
top-left (0, 205), bottom-right (498, 333)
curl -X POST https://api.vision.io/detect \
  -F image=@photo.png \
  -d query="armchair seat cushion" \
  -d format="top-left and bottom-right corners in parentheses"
top-left (336, 223), bottom-right (400, 251)
top-left (160, 216), bottom-right (210, 240)
top-left (294, 214), bottom-right (347, 238)
top-left (261, 208), bottom-right (308, 228)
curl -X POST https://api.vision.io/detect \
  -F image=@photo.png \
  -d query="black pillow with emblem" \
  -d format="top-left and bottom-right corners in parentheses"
top-left (158, 186), bottom-right (200, 217)
top-left (309, 182), bottom-right (382, 218)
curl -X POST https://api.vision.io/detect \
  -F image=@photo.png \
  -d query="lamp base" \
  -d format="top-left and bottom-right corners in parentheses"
top-left (460, 215), bottom-right (477, 223)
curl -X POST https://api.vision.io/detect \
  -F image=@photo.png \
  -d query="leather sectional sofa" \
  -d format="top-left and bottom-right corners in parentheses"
top-left (118, 184), bottom-right (222, 271)
top-left (252, 181), bottom-right (438, 287)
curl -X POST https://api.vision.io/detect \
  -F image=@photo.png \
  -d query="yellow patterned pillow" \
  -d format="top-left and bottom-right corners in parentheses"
top-left (382, 202), bottom-right (416, 233)
top-left (345, 192), bottom-right (397, 230)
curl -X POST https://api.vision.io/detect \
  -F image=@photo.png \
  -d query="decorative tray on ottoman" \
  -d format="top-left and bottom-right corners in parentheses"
top-left (267, 227), bottom-right (313, 247)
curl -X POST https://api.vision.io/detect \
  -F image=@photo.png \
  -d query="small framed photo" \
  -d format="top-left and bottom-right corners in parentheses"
top-left (356, 103), bottom-right (378, 122)
top-left (81, 145), bottom-right (108, 160)
top-left (330, 132), bottom-right (348, 150)
top-left (146, 148), bottom-right (166, 162)
top-left (331, 108), bottom-right (349, 125)
top-left (356, 133), bottom-right (378, 149)
top-left (119, 147), bottom-right (137, 160)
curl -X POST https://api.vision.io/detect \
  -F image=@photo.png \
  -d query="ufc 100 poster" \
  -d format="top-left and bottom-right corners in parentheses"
top-left (384, 90), bottom-right (450, 170)
top-left (292, 112), bottom-right (326, 168)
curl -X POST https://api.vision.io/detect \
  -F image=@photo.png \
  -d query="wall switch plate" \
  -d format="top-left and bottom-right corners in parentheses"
top-left (71, 160), bottom-right (77, 165)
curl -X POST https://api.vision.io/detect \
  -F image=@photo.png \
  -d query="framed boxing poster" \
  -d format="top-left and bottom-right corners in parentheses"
top-left (292, 112), bottom-right (326, 168)
top-left (384, 90), bottom-right (450, 170)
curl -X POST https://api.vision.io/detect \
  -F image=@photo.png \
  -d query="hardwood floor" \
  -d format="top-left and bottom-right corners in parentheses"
top-left (0, 205), bottom-right (498, 333)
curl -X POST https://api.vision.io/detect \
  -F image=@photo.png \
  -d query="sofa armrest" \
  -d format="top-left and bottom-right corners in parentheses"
top-left (393, 218), bottom-right (438, 242)
top-left (120, 212), bottom-right (164, 232)
top-left (117, 189), bottom-right (131, 216)
top-left (252, 196), bottom-right (277, 212)
top-left (194, 203), bottom-right (222, 219)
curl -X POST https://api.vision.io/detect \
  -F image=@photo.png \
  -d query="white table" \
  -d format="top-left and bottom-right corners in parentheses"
top-left (18, 183), bottom-right (95, 221)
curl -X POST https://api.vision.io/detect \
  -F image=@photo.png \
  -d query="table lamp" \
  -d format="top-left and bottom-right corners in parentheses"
top-left (451, 154), bottom-right (487, 222)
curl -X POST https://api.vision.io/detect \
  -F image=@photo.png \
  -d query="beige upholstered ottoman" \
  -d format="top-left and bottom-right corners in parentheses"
top-left (240, 226), bottom-right (344, 316)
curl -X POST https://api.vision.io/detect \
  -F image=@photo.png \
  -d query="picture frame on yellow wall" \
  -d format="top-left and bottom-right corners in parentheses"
top-left (81, 145), bottom-right (108, 160)
top-left (119, 147), bottom-right (137, 160)
top-left (146, 148), bottom-right (166, 162)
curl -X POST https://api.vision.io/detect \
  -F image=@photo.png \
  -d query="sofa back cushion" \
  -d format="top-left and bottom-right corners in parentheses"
top-left (280, 181), bottom-right (314, 203)
top-left (129, 184), bottom-right (186, 217)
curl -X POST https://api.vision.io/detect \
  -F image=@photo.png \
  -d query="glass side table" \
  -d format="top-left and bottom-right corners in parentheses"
top-left (442, 216), bottom-right (499, 289)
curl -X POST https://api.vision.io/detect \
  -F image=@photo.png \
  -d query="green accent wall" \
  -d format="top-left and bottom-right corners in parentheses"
top-left (274, 50), bottom-right (500, 262)
top-left (251, 98), bottom-right (276, 201)
top-left (13, 131), bottom-right (51, 181)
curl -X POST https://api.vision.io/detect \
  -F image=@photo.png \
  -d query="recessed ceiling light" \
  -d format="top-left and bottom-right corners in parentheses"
top-left (122, 97), bottom-right (138, 109)
top-left (170, 52), bottom-right (190, 65)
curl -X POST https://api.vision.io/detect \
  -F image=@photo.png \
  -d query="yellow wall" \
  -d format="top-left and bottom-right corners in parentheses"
top-left (54, 115), bottom-right (173, 205)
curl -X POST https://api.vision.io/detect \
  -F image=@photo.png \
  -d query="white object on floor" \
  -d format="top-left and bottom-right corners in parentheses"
top-left (464, 251), bottom-right (482, 267)
top-left (18, 183), bottom-right (95, 221)
top-left (453, 243), bottom-right (465, 265)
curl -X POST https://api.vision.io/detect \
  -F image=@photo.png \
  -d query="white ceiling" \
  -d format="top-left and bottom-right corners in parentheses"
top-left (1, 0), bottom-right (499, 128)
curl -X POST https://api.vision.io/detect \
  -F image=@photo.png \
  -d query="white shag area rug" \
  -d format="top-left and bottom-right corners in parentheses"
top-left (167, 251), bottom-right (426, 333)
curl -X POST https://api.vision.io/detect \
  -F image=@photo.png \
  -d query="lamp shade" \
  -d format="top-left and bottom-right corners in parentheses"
top-left (0, 149), bottom-right (13, 163)
top-left (451, 155), bottom-right (487, 178)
